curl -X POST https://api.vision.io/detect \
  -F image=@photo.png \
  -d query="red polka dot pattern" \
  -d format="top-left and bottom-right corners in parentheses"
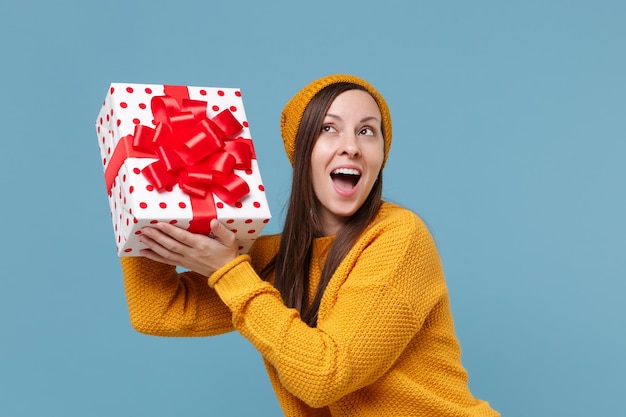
top-left (95, 82), bottom-right (271, 256)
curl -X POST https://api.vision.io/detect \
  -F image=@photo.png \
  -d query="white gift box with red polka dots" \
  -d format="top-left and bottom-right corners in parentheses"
top-left (95, 83), bottom-right (271, 256)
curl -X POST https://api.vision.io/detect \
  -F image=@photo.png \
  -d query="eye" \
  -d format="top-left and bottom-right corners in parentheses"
top-left (321, 124), bottom-right (337, 133)
top-left (359, 127), bottom-right (375, 136)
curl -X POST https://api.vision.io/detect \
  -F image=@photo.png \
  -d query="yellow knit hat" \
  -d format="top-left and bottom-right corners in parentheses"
top-left (280, 74), bottom-right (392, 166)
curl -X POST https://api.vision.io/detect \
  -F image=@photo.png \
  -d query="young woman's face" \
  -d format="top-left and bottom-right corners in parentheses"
top-left (310, 89), bottom-right (385, 235)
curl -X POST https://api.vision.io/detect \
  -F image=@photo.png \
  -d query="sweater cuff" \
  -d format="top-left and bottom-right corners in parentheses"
top-left (208, 254), bottom-right (265, 305)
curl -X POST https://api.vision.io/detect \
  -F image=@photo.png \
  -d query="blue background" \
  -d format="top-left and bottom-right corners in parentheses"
top-left (1, 1), bottom-right (624, 416)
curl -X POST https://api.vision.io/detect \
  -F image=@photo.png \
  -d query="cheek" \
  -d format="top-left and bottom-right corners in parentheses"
top-left (310, 141), bottom-right (333, 171)
top-left (366, 141), bottom-right (385, 170)
top-left (309, 148), bottom-right (326, 188)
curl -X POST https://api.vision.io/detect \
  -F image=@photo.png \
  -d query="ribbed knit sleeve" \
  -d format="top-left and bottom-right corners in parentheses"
top-left (208, 205), bottom-right (448, 408)
top-left (121, 256), bottom-right (234, 336)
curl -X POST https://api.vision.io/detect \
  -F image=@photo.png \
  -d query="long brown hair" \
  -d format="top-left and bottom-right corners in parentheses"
top-left (262, 82), bottom-right (384, 327)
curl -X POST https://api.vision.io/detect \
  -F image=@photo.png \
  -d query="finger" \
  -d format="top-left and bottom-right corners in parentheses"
top-left (139, 248), bottom-right (178, 266)
top-left (151, 222), bottom-right (199, 248)
top-left (210, 219), bottom-right (236, 246)
top-left (139, 226), bottom-right (186, 258)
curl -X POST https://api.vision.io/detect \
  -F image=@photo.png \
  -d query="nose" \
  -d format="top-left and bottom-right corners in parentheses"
top-left (339, 132), bottom-right (360, 158)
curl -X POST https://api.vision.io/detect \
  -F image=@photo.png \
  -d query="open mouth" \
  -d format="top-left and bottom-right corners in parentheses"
top-left (330, 167), bottom-right (361, 191)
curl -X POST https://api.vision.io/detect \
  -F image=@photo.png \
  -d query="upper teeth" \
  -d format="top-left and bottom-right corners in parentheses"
top-left (332, 168), bottom-right (360, 176)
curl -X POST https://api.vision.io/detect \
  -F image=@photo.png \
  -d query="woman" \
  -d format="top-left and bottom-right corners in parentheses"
top-left (121, 74), bottom-right (500, 416)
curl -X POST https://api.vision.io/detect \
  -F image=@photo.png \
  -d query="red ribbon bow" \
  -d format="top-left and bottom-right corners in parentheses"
top-left (104, 85), bottom-right (254, 234)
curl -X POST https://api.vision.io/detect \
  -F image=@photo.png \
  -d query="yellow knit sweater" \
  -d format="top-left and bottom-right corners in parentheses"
top-left (121, 202), bottom-right (499, 416)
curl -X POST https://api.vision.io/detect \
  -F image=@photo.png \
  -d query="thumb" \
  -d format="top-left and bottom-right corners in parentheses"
top-left (210, 218), bottom-right (235, 244)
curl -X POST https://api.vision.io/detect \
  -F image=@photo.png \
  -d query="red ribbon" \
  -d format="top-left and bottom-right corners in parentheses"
top-left (104, 85), bottom-right (254, 235)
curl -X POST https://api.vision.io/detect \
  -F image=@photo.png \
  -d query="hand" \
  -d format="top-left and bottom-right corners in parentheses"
top-left (138, 219), bottom-right (239, 277)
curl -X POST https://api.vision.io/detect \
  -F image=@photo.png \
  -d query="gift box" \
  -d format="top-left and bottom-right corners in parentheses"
top-left (95, 83), bottom-right (271, 256)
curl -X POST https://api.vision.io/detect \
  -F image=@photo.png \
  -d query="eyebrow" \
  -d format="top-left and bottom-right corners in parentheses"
top-left (325, 114), bottom-right (381, 123)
